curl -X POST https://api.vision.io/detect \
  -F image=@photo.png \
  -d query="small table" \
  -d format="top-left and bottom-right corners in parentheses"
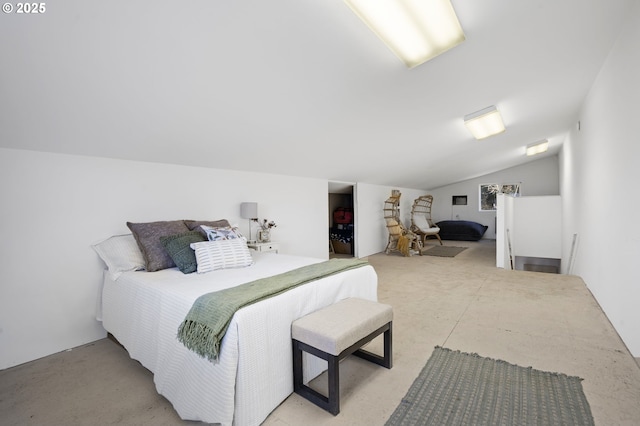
top-left (247, 241), bottom-right (279, 253)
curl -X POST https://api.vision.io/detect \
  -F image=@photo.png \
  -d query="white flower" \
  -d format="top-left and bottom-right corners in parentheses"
top-left (259, 219), bottom-right (277, 230)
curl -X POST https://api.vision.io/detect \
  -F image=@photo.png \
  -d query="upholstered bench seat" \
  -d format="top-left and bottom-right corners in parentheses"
top-left (292, 298), bottom-right (393, 415)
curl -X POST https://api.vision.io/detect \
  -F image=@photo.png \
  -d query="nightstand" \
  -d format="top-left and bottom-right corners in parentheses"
top-left (247, 242), bottom-right (279, 253)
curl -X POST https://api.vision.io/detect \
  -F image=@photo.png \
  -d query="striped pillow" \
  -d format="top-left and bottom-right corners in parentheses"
top-left (191, 238), bottom-right (254, 274)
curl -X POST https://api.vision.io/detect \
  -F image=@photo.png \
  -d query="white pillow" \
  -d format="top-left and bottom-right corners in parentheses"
top-left (92, 234), bottom-right (146, 278)
top-left (413, 215), bottom-right (439, 233)
top-left (200, 224), bottom-right (244, 241)
top-left (191, 238), bottom-right (254, 274)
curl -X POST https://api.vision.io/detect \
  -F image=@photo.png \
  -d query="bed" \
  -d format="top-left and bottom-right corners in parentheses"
top-left (435, 220), bottom-right (489, 241)
top-left (93, 223), bottom-right (377, 426)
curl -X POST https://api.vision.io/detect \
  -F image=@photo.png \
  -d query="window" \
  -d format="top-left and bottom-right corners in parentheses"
top-left (479, 183), bottom-right (520, 211)
top-left (452, 195), bottom-right (467, 205)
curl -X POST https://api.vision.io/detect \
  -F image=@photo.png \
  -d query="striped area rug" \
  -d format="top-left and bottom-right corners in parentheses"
top-left (422, 246), bottom-right (467, 257)
top-left (386, 346), bottom-right (594, 426)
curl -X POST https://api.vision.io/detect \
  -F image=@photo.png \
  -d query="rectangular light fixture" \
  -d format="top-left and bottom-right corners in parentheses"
top-left (463, 105), bottom-right (506, 140)
top-left (344, 0), bottom-right (466, 68)
top-left (526, 140), bottom-right (549, 156)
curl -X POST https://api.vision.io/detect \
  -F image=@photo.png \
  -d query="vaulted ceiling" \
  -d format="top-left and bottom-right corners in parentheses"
top-left (0, 0), bottom-right (633, 189)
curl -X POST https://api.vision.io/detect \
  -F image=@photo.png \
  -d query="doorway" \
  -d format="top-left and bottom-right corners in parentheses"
top-left (328, 182), bottom-right (355, 258)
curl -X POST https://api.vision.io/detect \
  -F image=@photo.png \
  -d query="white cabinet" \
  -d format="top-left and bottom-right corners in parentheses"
top-left (247, 242), bottom-right (279, 253)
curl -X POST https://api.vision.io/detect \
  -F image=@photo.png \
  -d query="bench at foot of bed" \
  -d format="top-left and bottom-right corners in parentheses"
top-left (291, 298), bottom-right (393, 415)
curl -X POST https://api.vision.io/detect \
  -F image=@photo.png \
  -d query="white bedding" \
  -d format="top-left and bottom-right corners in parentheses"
top-left (101, 252), bottom-right (378, 425)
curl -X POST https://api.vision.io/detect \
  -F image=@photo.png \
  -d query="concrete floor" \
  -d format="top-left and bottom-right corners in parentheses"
top-left (2, 240), bottom-right (640, 425)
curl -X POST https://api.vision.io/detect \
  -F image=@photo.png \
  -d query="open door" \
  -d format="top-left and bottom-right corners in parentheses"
top-left (328, 182), bottom-right (355, 258)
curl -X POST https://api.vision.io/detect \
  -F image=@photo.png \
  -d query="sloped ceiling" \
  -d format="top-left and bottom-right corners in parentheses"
top-left (0, 0), bottom-right (633, 189)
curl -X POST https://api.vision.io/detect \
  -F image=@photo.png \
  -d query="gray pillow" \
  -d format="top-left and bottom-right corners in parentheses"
top-left (127, 220), bottom-right (190, 272)
top-left (160, 231), bottom-right (206, 274)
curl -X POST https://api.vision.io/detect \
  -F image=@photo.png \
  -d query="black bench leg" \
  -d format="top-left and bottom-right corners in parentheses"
top-left (383, 323), bottom-right (393, 369)
top-left (293, 340), bottom-right (303, 393)
top-left (292, 322), bottom-right (392, 416)
top-left (353, 322), bottom-right (393, 369)
top-left (327, 354), bottom-right (340, 415)
top-left (292, 340), bottom-right (340, 415)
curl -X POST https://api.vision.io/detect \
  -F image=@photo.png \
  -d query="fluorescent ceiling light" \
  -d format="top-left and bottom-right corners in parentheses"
top-left (526, 140), bottom-right (549, 156)
top-left (463, 106), bottom-right (506, 140)
top-left (344, 0), bottom-right (466, 68)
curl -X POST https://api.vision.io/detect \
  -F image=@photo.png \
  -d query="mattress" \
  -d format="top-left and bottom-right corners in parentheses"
top-left (101, 252), bottom-right (378, 425)
top-left (436, 220), bottom-right (489, 241)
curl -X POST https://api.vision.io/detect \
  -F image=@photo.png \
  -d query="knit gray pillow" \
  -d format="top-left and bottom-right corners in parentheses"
top-left (127, 220), bottom-right (190, 272)
top-left (160, 231), bottom-right (206, 274)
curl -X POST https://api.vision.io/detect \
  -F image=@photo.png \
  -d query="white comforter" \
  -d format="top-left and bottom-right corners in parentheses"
top-left (101, 252), bottom-right (378, 425)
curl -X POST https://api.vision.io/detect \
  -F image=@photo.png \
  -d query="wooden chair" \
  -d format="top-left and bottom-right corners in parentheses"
top-left (410, 195), bottom-right (443, 246)
top-left (384, 193), bottom-right (421, 256)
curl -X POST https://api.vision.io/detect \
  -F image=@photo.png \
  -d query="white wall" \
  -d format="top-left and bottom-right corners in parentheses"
top-left (495, 194), bottom-right (515, 268)
top-left (512, 196), bottom-right (562, 259)
top-left (0, 147), bottom-right (427, 368)
top-left (0, 148), bottom-right (330, 369)
top-left (355, 183), bottom-right (427, 258)
top-left (428, 156), bottom-right (560, 239)
top-left (497, 195), bottom-right (562, 269)
top-left (559, 2), bottom-right (640, 356)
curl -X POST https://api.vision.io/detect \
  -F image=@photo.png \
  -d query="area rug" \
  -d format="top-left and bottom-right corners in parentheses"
top-left (385, 346), bottom-right (594, 426)
top-left (422, 246), bottom-right (467, 257)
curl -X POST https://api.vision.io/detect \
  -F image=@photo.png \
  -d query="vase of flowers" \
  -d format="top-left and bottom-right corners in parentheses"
top-left (257, 219), bottom-right (277, 243)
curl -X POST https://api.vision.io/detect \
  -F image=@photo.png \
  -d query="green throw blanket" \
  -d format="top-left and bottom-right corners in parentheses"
top-left (177, 258), bottom-right (370, 361)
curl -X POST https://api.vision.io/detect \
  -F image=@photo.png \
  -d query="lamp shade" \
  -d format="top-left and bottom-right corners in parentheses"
top-left (240, 202), bottom-right (258, 219)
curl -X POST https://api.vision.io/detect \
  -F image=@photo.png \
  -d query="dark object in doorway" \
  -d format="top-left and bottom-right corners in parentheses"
top-left (333, 207), bottom-right (353, 224)
top-left (331, 240), bottom-right (352, 255)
